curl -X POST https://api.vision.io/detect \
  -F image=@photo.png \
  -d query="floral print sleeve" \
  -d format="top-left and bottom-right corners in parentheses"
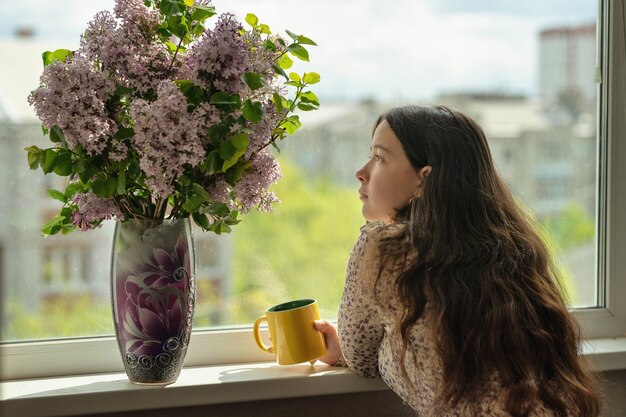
top-left (337, 224), bottom-right (385, 378)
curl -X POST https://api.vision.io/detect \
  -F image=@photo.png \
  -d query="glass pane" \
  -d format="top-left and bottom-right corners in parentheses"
top-left (0, 0), bottom-right (598, 342)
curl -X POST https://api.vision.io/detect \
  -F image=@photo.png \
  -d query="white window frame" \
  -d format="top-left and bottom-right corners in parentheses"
top-left (2, 0), bottom-right (625, 380)
top-left (572, 0), bottom-right (626, 340)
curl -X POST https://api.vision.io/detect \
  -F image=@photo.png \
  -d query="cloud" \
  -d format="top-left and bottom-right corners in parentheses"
top-left (0, 0), bottom-right (597, 101)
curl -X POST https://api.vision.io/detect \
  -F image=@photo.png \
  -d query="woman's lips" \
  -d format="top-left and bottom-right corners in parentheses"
top-left (359, 192), bottom-right (368, 200)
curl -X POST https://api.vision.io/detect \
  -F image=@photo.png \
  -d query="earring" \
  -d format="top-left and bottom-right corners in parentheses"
top-left (409, 196), bottom-right (415, 204)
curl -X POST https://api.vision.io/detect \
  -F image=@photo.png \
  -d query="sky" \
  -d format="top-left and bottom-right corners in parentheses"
top-left (0, 0), bottom-right (596, 101)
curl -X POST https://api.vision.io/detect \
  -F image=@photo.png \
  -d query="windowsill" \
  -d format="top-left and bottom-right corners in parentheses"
top-left (1, 337), bottom-right (625, 417)
top-left (0, 362), bottom-right (387, 417)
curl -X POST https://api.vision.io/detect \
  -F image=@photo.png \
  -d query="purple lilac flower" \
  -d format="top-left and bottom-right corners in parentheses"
top-left (247, 32), bottom-right (284, 81)
top-left (110, 139), bottom-right (129, 162)
top-left (234, 150), bottom-right (281, 213)
top-left (187, 13), bottom-right (252, 94)
top-left (113, 0), bottom-right (161, 32)
top-left (27, 57), bottom-right (116, 155)
top-left (207, 177), bottom-right (234, 209)
top-left (71, 192), bottom-right (124, 230)
top-left (79, 7), bottom-right (173, 95)
top-left (129, 80), bottom-right (207, 198)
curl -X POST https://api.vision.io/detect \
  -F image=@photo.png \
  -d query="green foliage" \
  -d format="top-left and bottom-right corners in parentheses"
top-left (42, 49), bottom-right (72, 67)
top-left (3, 296), bottom-right (112, 340)
top-left (228, 159), bottom-right (363, 322)
top-left (535, 203), bottom-right (596, 304)
top-left (541, 203), bottom-right (595, 251)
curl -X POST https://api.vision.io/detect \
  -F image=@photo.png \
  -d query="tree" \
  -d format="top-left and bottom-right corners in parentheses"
top-left (230, 158), bottom-right (363, 323)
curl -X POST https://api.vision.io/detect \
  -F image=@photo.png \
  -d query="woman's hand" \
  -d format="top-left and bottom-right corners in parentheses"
top-left (314, 320), bottom-right (344, 365)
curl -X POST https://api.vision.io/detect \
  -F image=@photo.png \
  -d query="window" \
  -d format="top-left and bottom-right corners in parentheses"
top-left (1, 0), bottom-right (625, 379)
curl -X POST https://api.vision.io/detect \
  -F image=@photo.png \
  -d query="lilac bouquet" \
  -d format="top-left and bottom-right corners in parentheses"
top-left (26, 0), bottom-right (319, 235)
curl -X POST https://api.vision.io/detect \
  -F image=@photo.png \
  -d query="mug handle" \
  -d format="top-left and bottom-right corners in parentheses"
top-left (253, 316), bottom-right (274, 353)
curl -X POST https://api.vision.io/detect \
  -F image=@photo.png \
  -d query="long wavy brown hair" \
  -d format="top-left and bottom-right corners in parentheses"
top-left (375, 106), bottom-right (601, 417)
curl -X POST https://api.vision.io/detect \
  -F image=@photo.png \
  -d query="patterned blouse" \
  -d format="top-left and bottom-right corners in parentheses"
top-left (337, 222), bottom-right (559, 417)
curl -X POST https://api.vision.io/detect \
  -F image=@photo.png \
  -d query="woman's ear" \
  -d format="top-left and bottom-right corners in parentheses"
top-left (413, 166), bottom-right (432, 200)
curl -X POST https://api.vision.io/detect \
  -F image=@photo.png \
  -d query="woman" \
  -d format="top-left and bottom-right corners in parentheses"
top-left (314, 106), bottom-right (601, 416)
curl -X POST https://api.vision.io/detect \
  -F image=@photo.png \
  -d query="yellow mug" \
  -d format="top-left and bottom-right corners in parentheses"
top-left (253, 299), bottom-right (327, 365)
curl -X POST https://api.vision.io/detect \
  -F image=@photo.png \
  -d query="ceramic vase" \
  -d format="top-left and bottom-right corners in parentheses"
top-left (111, 218), bottom-right (195, 385)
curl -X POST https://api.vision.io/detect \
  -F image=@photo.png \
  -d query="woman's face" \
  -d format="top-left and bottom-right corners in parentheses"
top-left (356, 119), bottom-right (422, 224)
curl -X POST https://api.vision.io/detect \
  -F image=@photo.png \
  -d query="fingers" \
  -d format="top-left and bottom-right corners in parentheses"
top-left (314, 319), bottom-right (337, 334)
top-left (313, 320), bottom-right (343, 366)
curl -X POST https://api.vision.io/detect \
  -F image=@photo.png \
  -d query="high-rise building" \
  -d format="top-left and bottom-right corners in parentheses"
top-left (539, 23), bottom-right (597, 111)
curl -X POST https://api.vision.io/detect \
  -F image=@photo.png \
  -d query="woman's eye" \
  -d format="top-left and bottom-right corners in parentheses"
top-left (374, 154), bottom-right (383, 161)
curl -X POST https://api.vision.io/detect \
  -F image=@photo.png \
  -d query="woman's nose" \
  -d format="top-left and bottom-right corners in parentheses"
top-left (355, 165), bottom-right (367, 184)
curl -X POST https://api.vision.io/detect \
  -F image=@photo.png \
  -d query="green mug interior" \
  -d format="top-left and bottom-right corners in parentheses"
top-left (268, 298), bottom-right (315, 312)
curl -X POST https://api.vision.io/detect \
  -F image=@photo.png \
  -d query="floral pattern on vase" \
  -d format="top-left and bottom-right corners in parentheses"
top-left (111, 218), bottom-right (195, 385)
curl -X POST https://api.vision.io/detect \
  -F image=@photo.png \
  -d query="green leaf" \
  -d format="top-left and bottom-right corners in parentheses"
top-left (245, 13), bottom-right (258, 26)
top-left (164, 41), bottom-right (178, 53)
top-left (273, 64), bottom-right (288, 80)
top-left (302, 72), bottom-right (321, 85)
top-left (42, 216), bottom-right (64, 235)
top-left (191, 23), bottom-right (205, 36)
top-left (224, 161), bottom-right (249, 185)
top-left (72, 159), bottom-right (85, 174)
top-left (176, 80), bottom-right (206, 106)
top-left (288, 72), bottom-right (301, 82)
top-left (263, 39), bottom-right (277, 51)
top-left (182, 184), bottom-right (209, 212)
top-left (220, 135), bottom-right (249, 171)
top-left (168, 15), bottom-right (188, 38)
top-left (297, 35), bottom-right (317, 46)
top-left (47, 189), bottom-right (67, 203)
top-left (160, 0), bottom-right (186, 16)
top-left (42, 49), bottom-right (72, 67)
top-left (92, 177), bottom-right (116, 198)
top-left (115, 127), bottom-right (135, 140)
top-left (282, 115), bottom-right (301, 135)
top-left (65, 182), bottom-right (84, 199)
top-left (297, 101), bottom-right (318, 111)
top-left (183, 0), bottom-right (194, 6)
top-left (207, 202), bottom-right (230, 217)
top-left (42, 149), bottom-right (58, 174)
top-left (116, 171), bottom-right (126, 195)
top-left (178, 175), bottom-right (192, 186)
top-left (242, 100), bottom-right (263, 123)
top-left (287, 44), bottom-right (309, 61)
top-left (285, 30), bottom-right (298, 41)
top-left (50, 125), bottom-right (68, 148)
top-left (78, 164), bottom-right (97, 183)
top-left (60, 223), bottom-right (76, 235)
top-left (201, 149), bottom-right (222, 174)
top-left (209, 91), bottom-right (241, 112)
top-left (53, 151), bottom-right (73, 176)
top-left (191, 5), bottom-right (216, 21)
top-left (277, 53), bottom-right (293, 70)
top-left (272, 93), bottom-right (284, 112)
top-left (241, 72), bottom-right (265, 90)
top-left (300, 90), bottom-right (319, 103)
top-left (259, 24), bottom-right (271, 34)
top-left (41, 124), bottom-right (49, 136)
top-left (231, 133), bottom-right (250, 151)
top-left (192, 212), bottom-right (209, 229)
top-left (209, 220), bottom-right (231, 234)
top-left (25, 146), bottom-right (43, 170)
top-left (60, 206), bottom-right (73, 220)
top-left (115, 84), bottom-right (134, 96)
